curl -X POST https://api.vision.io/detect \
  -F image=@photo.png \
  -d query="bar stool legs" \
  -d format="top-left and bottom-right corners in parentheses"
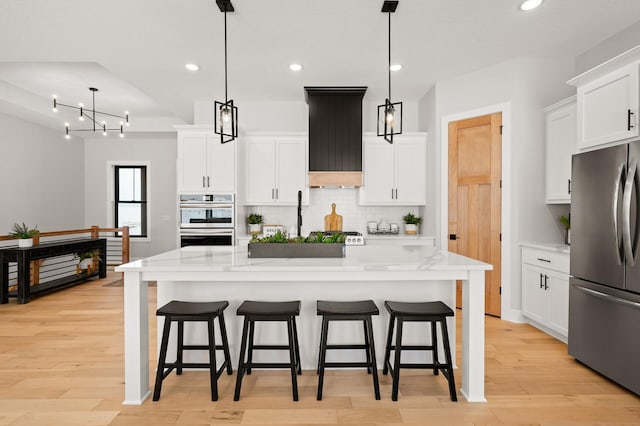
top-left (234, 301), bottom-right (302, 402)
top-left (382, 301), bottom-right (457, 402)
top-left (316, 300), bottom-right (381, 401)
top-left (152, 301), bottom-right (232, 402)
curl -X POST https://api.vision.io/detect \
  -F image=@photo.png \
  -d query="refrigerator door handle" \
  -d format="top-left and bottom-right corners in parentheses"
top-left (574, 284), bottom-right (640, 310)
top-left (613, 162), bottom-right (625, 265)
top-left (623, 160), bottom-right (637, 266)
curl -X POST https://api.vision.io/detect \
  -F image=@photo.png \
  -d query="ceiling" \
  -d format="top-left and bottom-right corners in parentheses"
top-left (1, 0), bottom-right (640, 133)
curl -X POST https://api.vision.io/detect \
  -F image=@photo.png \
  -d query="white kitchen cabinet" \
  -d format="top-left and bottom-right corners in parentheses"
top-left (545, 97), bottom-right (576, 204)
top-left (360, 133), bottom-right (426, 205)
top-left (568, 46), bottom-right (640, 151)
top-left (521, 245), bottom-right (570, 341)
top-left (176, 126), bottom-right (236, 193)
top-left (244, 135), bottom-right (308, 205)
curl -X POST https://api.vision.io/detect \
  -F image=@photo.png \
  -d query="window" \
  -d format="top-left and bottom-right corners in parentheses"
top-left (114, 165), bottom-right (148, 237)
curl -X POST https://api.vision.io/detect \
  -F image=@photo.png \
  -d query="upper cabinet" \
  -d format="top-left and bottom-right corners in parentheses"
top-left (176, 126), bottom-right (236, 193)
top-left (545, 96), bottom-right (576, 204)
top-left (244, 134), bottom-right (308, 205)
top-left (568, 46), bottom-right (640, 151)
top-left (360, 133), bottom-right (426, 205)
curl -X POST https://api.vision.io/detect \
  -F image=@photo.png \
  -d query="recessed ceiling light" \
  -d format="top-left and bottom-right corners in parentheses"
top-left (185, 63), bottom-right (200, 71)
top-left (289, 63), bottom-right (303, 72)
top-left (390, 64), bottom-right (402, 72)
top-left (520, 0), bottom-right (543, 11)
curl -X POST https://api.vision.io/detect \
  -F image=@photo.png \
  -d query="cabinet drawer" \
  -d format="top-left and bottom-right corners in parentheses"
top-left (522, 247), bottom-right (569, 274)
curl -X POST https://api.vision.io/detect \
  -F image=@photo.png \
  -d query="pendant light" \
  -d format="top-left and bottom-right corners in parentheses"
top-left (377, 0), bottom-right (402, 144)
top-left (214, 0), bottom-right (238, 144)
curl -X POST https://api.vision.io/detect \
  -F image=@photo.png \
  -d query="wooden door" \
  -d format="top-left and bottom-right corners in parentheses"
top-left (448, 113), bottom-right (502, 316)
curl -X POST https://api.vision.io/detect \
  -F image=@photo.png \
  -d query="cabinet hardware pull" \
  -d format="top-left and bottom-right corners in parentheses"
top-left (207, 176), bottom-right (210, 187)
top-left (275, 188), bottom-right (278, 199)
top-left (391, 189), bottom-right (394, 199)
top-left (539, 273), bottom-right (544, 289)
top-left (628, 109), bottom-right (635, 131)
top-left (536, 258), bottom-right (551, 263)
top-left (568, 179), bottom-right (571, 195)
top-left (202, 176), bottom-right (205, 188)
top-left (395, 188), bottom-right (398, 199)
top-left (271, 188), bottom-right (274, 199)
top-left (544, 274), bottom-right (549, 290)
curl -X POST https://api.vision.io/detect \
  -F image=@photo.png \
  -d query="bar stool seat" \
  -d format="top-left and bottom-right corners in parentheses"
top-left (153, 300), bottom-right (233, 401)
top-left (382, 300), bottom-right (457, 401)
top-left (316, 300), bottom-right (380, 400)
top-left (234, 300), bottom-right (302, 401)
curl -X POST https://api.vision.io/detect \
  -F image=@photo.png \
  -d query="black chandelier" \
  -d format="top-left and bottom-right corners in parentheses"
top-left (214, 0), bottom-right (238, 144)
top-left (377, 0), bottom-right (402, 144)
top-left (53, 87), bottom-right (129, 139)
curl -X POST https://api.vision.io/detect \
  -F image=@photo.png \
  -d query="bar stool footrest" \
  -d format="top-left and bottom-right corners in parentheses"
top-left (323, 362), bottom-right (371, 368)
top-left (388, 345), bottom-right (434, 351)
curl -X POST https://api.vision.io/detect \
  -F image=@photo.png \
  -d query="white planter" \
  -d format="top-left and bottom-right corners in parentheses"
top-left (404, 224), bottom-right (418, 235)
top-left (18, 238), bottom-right (33, 248)
top-left (78, 258), bottom-right (93, 270)
top-left (248, 223), bottom-right (262, 235)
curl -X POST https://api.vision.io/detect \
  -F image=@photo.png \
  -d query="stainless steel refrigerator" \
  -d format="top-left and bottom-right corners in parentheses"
top-left (570, 142), bottom-right (640, 395)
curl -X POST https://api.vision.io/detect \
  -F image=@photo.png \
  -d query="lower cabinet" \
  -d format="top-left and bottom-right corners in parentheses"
top-left (521, 246), bottom-right (569, 342)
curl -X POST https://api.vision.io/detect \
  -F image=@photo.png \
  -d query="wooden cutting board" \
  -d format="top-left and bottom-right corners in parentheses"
top-left (324, 203), bottom-right (343, 232)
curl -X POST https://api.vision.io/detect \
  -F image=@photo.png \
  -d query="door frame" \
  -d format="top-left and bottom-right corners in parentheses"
top-left (439, 102), bottom-right (516, 321)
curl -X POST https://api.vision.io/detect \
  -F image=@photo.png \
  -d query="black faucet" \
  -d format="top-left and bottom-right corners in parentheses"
top-left (297, 190), bottom-right (302, 237)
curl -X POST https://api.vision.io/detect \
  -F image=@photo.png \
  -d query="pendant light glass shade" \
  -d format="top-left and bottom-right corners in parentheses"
top-left (214, 0), bottom-right (238, 144)
top-left (377, 0), bottom-right (402, 144)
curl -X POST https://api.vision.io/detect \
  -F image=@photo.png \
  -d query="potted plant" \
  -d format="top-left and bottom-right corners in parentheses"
top-left (9, 222), bottom-right (39, 248)
top-left (76, 249), bottom-right (101, 274)
top-left (402, 213), bottom-right (422, 235)
top-left (560, 215), bottom-right (570, 245)
top-left (247, 213), bottom-right (263, 236)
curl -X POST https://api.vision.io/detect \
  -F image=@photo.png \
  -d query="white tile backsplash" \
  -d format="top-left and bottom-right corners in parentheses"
top-left (247, 188), bottom-right (423, 236)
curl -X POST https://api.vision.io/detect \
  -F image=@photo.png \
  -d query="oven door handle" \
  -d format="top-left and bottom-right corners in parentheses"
top-left (180, 204), bottom-right (234, 209)
top-left (179, 229), bottom-right (234, 236)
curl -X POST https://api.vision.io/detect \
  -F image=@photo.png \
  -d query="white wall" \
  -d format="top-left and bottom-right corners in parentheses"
top-left (420, 56), bottom-right (575, 321)
top-left (575, 21), bottom-right (640, 75)
top-left (0, 112), bottom-right (85, 234)
top-left (418, 86), bottom-right (436, 237)
top-left (83, 135), bottom-right (177, 259)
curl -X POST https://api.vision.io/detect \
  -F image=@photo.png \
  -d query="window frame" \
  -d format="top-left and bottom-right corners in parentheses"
top-left (111, 163), bottom-right (150, 239)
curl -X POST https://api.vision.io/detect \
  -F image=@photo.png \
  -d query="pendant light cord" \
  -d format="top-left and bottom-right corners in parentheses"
top-left (388, 10), bottom-right (391, 102)
top-left (224, 7), bottom-right (228, 103)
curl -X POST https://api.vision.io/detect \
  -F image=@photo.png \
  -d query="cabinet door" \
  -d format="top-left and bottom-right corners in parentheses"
top-left (578, 63), bottom-right (639, 149)
top-left (361, 137), bottom-right (394, 204)
top-left (394, 136), bottom-right (426, 204)
top-left (275, 138), bottom-right (307, 205)
top-left (546, 270), bottom-right (569, 337)
top-left (206, 136), bottom-right (236, 192)
top-left (522, 264), bottom-right (544, 324)
top-left (545, 101), bottom-right (576, 203)
top-left (245, 138), bottom-right (276, 204)
top-left (178, 134), bottom-right (208, 192)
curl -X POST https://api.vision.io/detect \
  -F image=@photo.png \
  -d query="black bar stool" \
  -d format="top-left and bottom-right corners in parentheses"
top-left (316, 300), bottom-right (380, 400)
top-left (233, 300), bottom-right (302, 401)
top-left (382, 301), bottom-right (457, 401)
top-left (152, 300), bottom-right (233, 401)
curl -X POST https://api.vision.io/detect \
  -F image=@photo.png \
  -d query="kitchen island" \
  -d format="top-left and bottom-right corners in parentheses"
top-left (116, 244), bottom-right (491, 405)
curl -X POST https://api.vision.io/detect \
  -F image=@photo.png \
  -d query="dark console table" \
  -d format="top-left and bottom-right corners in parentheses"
top-left (0, 238), bottom-right (107, 304)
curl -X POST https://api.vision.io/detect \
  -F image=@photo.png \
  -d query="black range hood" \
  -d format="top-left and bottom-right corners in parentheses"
top-left (304, 86), bottom-right (367, 187)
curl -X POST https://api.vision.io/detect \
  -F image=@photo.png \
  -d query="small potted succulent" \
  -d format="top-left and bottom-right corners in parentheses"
top-left (402, 213), bottom-right (422, 235)
top-left (76, 249), bottom-right (101, 274)
top-left (9, 222), bottom-right (39, 248)
top-left (247, 213), bottom-right (263, 236)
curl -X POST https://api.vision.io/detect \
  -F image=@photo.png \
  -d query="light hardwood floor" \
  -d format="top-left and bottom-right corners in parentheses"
top-left (0, 272), bottom-right (639, 425)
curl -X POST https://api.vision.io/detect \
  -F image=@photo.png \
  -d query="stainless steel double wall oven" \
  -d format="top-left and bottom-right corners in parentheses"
top-left (179, 194), bottom-right (234, 246)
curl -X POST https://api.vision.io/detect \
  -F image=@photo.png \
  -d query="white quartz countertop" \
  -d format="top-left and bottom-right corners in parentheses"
top-left (520, 241), bottom-right (570, 254)
top-left (116, 244), bottom-right (492, 273)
